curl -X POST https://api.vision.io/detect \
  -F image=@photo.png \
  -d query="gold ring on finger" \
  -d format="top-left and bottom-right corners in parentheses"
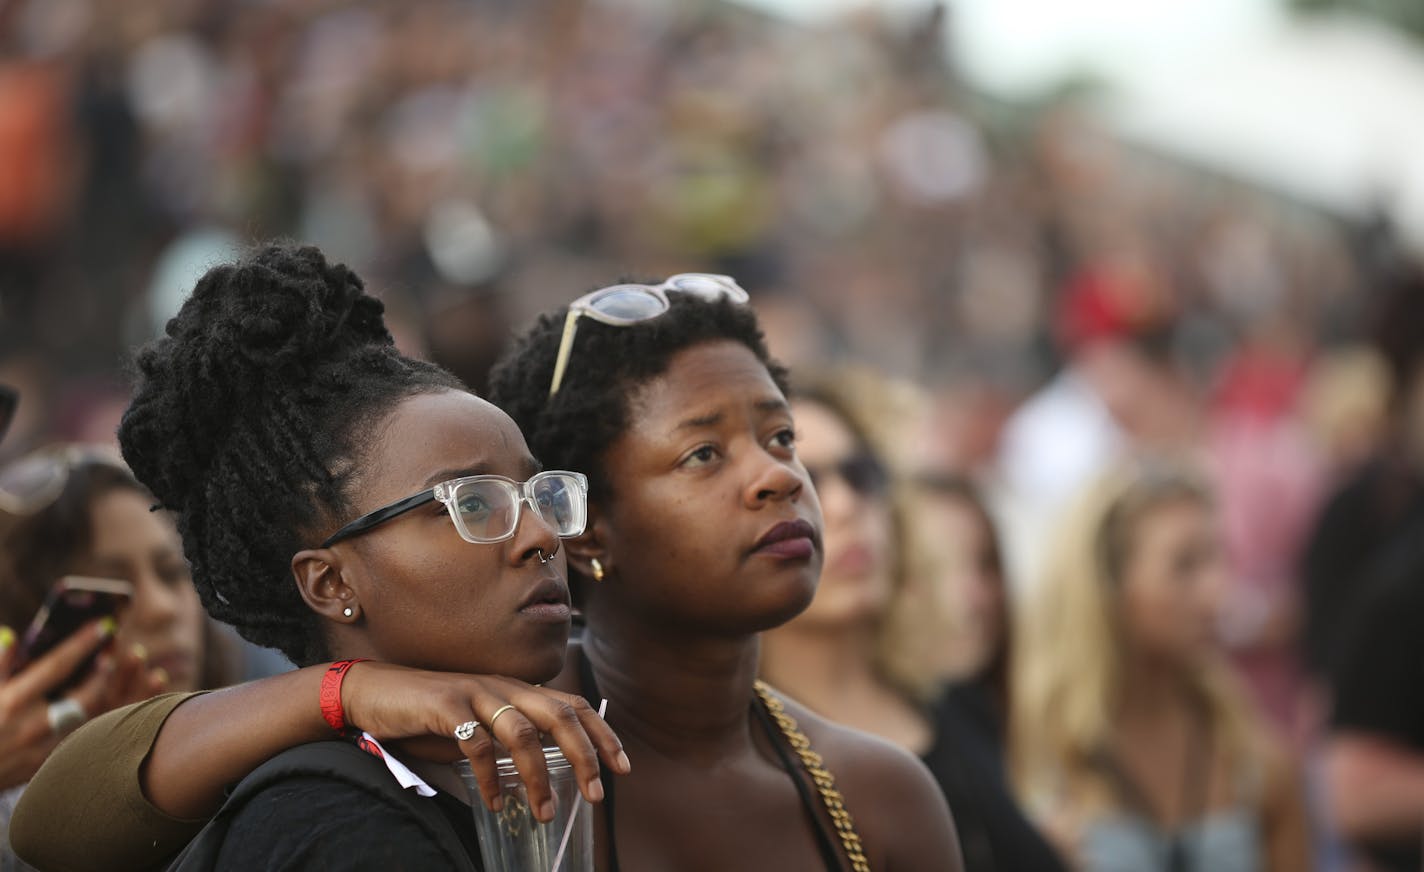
top-left (488, 704), bottom-right (517, 730)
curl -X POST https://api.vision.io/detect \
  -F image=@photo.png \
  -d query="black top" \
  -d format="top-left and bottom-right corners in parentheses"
top-left (922, 682), bottom-right (1068, 872)
top-left (1301, 457), bottom-right (1424, 680)
top-left (213, 764), bottom-right (484, 871)
top-left (1330, 528), bottom-right (1424, 872)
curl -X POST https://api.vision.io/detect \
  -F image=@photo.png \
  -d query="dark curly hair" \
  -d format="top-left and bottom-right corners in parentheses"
top-left (118, 243), bottom-right (463, 665)
top-left (488, 290), bottom-right (787, 559)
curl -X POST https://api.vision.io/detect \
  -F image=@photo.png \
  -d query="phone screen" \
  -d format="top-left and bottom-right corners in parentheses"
top-left (13, 576), bottom-right (133, 680)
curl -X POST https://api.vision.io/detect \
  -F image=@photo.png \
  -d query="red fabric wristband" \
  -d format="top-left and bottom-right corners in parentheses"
top-left (320, 659), bottom-right (369, 736)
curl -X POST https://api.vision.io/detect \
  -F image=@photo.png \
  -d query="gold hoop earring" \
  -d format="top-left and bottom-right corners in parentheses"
top-left (590, 557), bottom-right (605, 583)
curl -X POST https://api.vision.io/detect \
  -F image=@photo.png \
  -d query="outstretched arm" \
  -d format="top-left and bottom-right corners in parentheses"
top-left (13, 661), bottom-right (628, 872)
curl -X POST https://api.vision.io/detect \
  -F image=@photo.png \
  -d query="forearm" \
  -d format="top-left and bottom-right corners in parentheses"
top-left (1326, 733), bottom-right (1424, 842)
top-left (11, 693), bottom-right (210, 871)
top-left (145, 665), bottom-right (332, 818)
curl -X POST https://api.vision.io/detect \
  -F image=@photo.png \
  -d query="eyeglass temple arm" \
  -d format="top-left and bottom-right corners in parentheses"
top-left (320, 490), bottom-right (437, 548)
top-left (548, 309), bottom-right (582, 398)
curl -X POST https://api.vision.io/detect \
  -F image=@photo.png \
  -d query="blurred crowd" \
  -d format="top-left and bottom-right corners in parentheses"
top-left (4, 0), bottom-right (1424, 869)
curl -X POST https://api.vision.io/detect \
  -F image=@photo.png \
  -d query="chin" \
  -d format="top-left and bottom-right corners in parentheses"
top-left (747, 578), bottom-right (820, 633)
top-left (517, 641), bottom-right (571, 685)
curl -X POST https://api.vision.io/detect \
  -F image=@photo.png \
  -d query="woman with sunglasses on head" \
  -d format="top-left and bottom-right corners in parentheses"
top-left (15, 270), bottom-right (958, 871)
top-left (0, 446), bottom-right (235, 869)
top-left (492, 277), bottom-right (960, 870)
top-left (759, 374), bottom-right (1067, 872)
top-left (12, 244), bottom-right (627, 871)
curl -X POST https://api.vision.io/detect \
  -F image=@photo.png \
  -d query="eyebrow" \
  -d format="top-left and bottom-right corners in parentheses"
top-left (674, 397), bottom-right (790, 432)
top-left (421, 456), bottom-right (542, 487)
top-left (675, 411), bottom-right (723, 432)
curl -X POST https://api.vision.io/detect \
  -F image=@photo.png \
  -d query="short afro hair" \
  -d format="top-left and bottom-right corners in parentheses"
top-left (118, 243), bottom-right (464, 665)
top-left (488, 292), bottom-right (788, 508)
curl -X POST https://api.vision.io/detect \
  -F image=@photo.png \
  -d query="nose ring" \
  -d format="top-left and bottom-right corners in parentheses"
top-left (536, 548), bottom-right (552, 564)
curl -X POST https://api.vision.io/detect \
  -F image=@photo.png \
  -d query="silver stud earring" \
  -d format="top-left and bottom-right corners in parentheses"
top-left (342, 607), bottom-right (354, 618)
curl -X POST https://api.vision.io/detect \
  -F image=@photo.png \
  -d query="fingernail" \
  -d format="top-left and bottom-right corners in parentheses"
top-left (151, 667), bottom-right (170, 686)
top-left (130, 642), bottom-right (147, 660)
top-left (491, 795), bottom-right (504, 813)
top-left (538, 799), bottom-right (555, 822)
top-left (0, 626), bottom-right (14, 652)
top-left (586, 778), bottom-right (604, 803)
top-left (616, 750), bottom-right (631, 773)
top-left (97, 617), bottom-right (117, 639)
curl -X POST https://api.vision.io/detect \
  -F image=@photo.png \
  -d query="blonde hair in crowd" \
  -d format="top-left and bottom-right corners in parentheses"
top-left (792, 367), bottom-right (946, 703)
top-left (1010, 458), bottom-right (1264, 810)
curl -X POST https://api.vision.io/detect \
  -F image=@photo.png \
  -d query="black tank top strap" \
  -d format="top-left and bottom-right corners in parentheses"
top-left (576, 651), bottom-right (845, 872)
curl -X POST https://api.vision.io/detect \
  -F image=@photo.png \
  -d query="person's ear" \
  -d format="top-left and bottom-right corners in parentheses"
top-left (292, 549), bottom-right (362, 622)
top-left (564, 507), bottom-right (612, 582)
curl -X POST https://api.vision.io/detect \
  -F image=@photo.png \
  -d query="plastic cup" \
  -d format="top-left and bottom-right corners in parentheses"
top-left (456, 747), bottom-right (594, 872)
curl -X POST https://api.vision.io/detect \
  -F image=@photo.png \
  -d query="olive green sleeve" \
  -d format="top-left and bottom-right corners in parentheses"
top-left (10, 692), bottom-right (210, 872)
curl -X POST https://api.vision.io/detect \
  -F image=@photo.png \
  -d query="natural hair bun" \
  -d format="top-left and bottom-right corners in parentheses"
top-left (117, 242), bottom-right (462, 663)
top-left (122, 244), bottom-right (389, 514)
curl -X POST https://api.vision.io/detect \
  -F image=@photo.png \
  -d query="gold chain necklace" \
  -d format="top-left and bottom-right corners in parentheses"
top-left (754, 680), bottom-right (873, 872)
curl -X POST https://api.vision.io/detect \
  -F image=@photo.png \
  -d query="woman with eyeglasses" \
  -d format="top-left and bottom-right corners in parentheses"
top-left (12, 244), bottom-right (626, 871)
top-left (759, 375), bottom-right (1067, 872)
top-left (0, 446), bottom-right (236, 868)
top-left (15, 267), bottom-right (959, 870)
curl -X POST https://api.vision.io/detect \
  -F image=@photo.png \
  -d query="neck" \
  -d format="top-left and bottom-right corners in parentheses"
top-left (760, 619), bottom-right (884, 714)
top-left (1117, 649), bottom-right (1196, 720)
top-left (581, 608), bottom-right (761, 764)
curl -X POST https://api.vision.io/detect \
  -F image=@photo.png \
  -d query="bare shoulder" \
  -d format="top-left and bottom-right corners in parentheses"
top-left (771, 690), bottom-right (963, 872)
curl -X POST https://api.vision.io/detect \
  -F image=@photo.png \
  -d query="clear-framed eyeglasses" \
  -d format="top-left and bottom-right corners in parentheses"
top-left (320, 470), bottom-right (589, 547)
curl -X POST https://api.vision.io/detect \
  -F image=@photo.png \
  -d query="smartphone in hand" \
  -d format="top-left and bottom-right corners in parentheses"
top-left (12, 576), bottom-right (133, 684)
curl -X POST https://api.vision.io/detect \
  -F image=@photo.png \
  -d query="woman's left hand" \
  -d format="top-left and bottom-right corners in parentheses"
top-left (340, 663), bottom-right (630, 822)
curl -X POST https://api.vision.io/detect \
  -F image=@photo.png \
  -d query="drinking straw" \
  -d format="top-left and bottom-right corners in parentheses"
top-left (551, 698), bottom-right (608, 870)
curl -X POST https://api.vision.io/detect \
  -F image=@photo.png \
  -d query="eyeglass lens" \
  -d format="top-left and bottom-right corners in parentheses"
top-left (449, 474), bottom-right (584, 541)
top-left (588, 287), bottom-right (669, 321)
top-left (0, 455), bottom-right (69, 505)
top-left (806, 454), bottom-right (888, 498)
top-left (667, 275), bottom-right (734, 299)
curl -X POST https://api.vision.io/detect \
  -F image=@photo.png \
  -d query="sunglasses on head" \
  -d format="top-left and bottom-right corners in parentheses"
top-left (321, 470), bottom-right (589, 548)
top-left (803, 453), bottom-right (889, 499)
top-left (547, 274), bottom-right (750, 397)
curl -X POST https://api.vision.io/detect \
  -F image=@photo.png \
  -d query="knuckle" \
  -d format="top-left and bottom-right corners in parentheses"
top-left (563, 695), bottom-right (594, 716)
top-left (466, 735), bottom-right (496, 761)
top-left (507, 720), bottom-right (541, 747)
top-left (547, 701), bottom-right (580, 725)
top-left (435, 688), bottom-right (470, 713)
